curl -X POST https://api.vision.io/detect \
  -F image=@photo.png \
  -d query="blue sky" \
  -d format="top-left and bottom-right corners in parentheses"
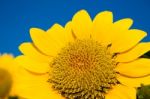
top-left (0, 0), bottom-right (150, 56)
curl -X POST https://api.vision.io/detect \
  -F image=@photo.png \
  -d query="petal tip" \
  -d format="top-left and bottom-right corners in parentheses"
top-left (77, 9), bottom-right (88, 14)
top-left (30, 28), bottom-right (38, 33)
top-left (19, 42), bottom-right (30, 53)
top-left (30, 28), bottom-right (45, 33)
top-left (73, 9), bottom-right (90, 20)
top-left (47, 23), bottom-right (63, 32)
top-left (125, 18), bottom-right (133, 25)
top-left (100, 10), bottom-right (113, 16)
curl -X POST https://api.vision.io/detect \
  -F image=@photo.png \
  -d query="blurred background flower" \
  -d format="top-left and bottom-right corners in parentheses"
top-left (0, 54), bottom-right (18, 99)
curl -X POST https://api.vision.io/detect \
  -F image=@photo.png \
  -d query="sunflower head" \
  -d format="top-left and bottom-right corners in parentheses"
top-left (16, 10), bottom-right (150, 99)
top-left (49, 39), bottom-right (118, 98)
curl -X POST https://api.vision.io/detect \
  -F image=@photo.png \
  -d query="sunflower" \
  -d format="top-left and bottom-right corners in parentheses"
top-left (0, 54), bottom-right (19, 98)
top-left (15, 10), bottom-right (150, 99)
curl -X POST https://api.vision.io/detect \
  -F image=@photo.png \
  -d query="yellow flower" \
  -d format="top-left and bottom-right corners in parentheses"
top-left (0, 54), bottom-right (18, 98)
top-left (16, 10), bottom-right (150, 99)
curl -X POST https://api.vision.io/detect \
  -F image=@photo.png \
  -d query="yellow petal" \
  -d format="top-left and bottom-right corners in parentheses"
top-left (110, 29), bottom-right (147, 53)
top-left (72, 10), bottom-right (92, 39)
top-left (105, 93), bottom-right (121, 99)
top-left (30, 27), bottom-right (62, 56)
top-left (105, 84), bottom-right (136, 99)
top-left (64, 21), bottom-right (75, 42)
top-left (117, 74), bottom-right (150, 87)
top-left (97, 18), bottom-right (133, 48)
top-left (109, 18), bottom-right (133, 44)
top-left (15, 68), bottom-right (64, 99)
top-left (47, 23), bottom-right (70, 46)
top-left (15, 55), bottom-right (50, 74)
top-left (19, 42), bottom-right (52, 62)
top-left (115, 58), bottom-right (150, 77)
top-left (113, 18), bottom-right (133, 31)
top-left (116, 42), bottom-right (150, 62)
top-left (92, 11), bottom-right (113, 45)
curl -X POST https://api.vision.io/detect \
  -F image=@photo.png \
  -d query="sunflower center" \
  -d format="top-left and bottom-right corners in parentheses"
top-left (0, 68), bottom-right (12, 98)
top-left (49, 39), bottom-right (118, 99)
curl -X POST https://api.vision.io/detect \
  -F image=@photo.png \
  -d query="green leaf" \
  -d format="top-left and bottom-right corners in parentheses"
top-left (8, 96), bottom-right (18, 99)
top-left (137, 84), bottom-right (150, 99)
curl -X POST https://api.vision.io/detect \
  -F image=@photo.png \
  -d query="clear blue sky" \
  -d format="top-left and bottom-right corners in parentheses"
top-left (0, 0), bottom-right (150, 56)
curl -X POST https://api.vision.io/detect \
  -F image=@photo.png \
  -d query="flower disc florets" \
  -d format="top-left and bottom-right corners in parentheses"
top-left (49, 39), bottom-right (118, 99)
